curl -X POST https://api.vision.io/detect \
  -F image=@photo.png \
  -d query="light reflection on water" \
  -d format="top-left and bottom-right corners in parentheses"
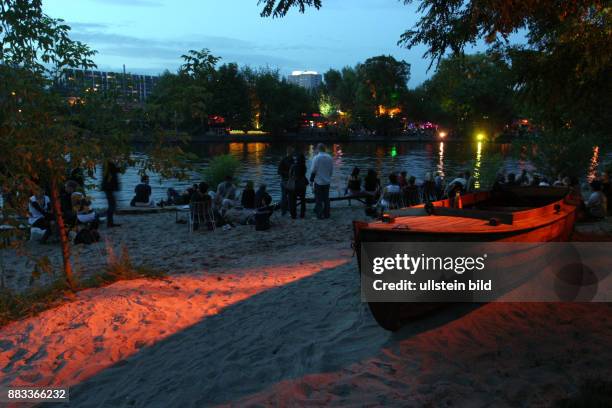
top-left (474, 141), bottom-right (483, 190)
top-left (88, 141), bottom-right (529, 207)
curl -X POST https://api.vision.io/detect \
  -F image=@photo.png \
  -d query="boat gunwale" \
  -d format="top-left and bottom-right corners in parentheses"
top-left (358, 189), bottom-right (576, 236)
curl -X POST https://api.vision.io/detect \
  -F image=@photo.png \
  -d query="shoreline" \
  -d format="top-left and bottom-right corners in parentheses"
top-left (1, 209), bottom-right (611, 405)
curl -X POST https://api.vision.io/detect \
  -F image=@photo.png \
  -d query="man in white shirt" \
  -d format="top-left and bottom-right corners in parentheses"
top-left (309, 143), bottom-right (334, 219)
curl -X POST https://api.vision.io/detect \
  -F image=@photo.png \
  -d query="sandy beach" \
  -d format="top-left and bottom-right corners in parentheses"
top-left (0, 205), bottom-right (611, 406)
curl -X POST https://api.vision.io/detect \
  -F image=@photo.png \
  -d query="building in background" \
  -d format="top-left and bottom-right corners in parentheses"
top-left (287, 70), bottom-right (322, 90)
top-left (55, 67), bottom-right (159, 105)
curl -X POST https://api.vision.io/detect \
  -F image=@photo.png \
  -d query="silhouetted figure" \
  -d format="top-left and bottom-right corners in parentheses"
top-left (287, 148), bottom-right (308, 219)
top-left (102, 160), bottom-right (121, 227)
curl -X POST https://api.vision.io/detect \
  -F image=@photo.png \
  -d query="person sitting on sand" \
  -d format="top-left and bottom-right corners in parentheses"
top-left (130, 175), bottom-right (154, 207)
top-left (346, 167), bottom-right (362, 196)
top-left (215, 176), bottom-right (237, 210)
top-left (398, 171), bottom-right (408, 190)
top-left (364, 169), bottom-right (381, 207)
top-left (378, 173), bottom-right (402, 210)
top-left (28, 190), bottom-right (54, 243)
top-left (404, 175), bottom-right (420, 206)
top-left (585, 180), bottom-right (607, 220)
top-left (241, 181), bottom-right (256, 209)
top-left (190, 182), bottom-right (213, 230)
top-left (60, 180), bottom-right (80, 227)
top-left (254, 184), bottom-right (272, 209)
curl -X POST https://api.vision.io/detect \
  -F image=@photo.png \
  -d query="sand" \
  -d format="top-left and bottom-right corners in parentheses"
top-left (1, 204), bottom-right (360, 292)
top-left (0, 206), bottom-right (611, 407)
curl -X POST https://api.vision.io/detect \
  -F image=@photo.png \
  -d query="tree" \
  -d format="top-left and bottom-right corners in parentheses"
top-left (317, 57), bottom-right (409, 134)
top-left (209, 63), bottom-right (252, 130)
top-left (419, 53), bottom-right (516, 135)
top-left (1, 0), bottom-right (97, 288)
top-left (147, 49), bottom-right (220, 134)
top-left (244, 68), bottom-right (316, 133)
top-left (259, 0), bottom-right (611, 172)
top-left (1, 1), bottom-right (190, 289)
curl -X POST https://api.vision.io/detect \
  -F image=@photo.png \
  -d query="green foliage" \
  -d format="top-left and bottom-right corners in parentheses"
top-left (318, 55), bottom-right (410, 133)
top-left (89, 245), bottom-right (165, 285)
top-left (245, 68), bottom-right (317, 132)
top-left (0, 279), bottom-right (70, 327)
top-left (259, 0), bottom-right (322, 17)
top-left (146, 63), bottom-right (315, 134)
top-left (202, 154), bottom-right (241, 190)
top-left (0, 0), bottom-right (96, 74)
top-left (415, 53), bottom-right (516, 135)
top-left (1, 1), bottom-right (191, 289)
top-left (259, 0), bottom-right (611, 154)
top-left (209, 63), bottom-right (252, 130)
top-left (0, 252), bottom-right (166, 328)
top-left (513, 128), bottom-right (598, 179)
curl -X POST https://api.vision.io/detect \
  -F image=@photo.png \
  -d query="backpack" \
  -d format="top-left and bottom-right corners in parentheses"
top-left (74, 228), bottom-right (100, 245)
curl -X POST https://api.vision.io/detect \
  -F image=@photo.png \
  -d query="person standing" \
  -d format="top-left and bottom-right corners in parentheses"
top-left (310, 143), bottom-right (334, 219)
top-left (102, 160), bottom-right (121, 228)
top-left (287, 148), bottom-right (308, 219)
top-left (277, 147), bottom-right (293, 216)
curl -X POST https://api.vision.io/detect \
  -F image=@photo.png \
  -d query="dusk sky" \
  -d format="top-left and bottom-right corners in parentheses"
top-left (43, 0), bottom-right (511, 86)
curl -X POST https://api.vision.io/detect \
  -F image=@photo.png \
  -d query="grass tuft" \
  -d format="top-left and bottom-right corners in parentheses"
top-left (0, 246), bottom-right (166, 327)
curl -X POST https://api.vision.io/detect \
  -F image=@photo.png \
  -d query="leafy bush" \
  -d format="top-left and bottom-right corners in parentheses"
top-left (0, 280), bottom-right (69, 327)
top-left (513, 129), bottom-right (598, 179)
top-left (202, 154), bottom-right (241, 190)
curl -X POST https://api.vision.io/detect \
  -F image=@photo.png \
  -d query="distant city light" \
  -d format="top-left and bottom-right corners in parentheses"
top-left (476, 133), bottom-right (485, 141)
top-left (439, 131), bottom-right (447, 138)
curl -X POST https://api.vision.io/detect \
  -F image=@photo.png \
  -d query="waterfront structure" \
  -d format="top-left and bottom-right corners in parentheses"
top-left (55, 67), bottom-right (159, 104)
top-left (287, 70), bottom-right (322, 90)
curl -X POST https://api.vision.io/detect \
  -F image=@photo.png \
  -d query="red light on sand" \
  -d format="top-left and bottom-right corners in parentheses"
top-left (0, 258), bottom-right (349, 390)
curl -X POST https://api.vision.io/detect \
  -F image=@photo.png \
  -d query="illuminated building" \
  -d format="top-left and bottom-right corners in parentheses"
top-left (288, 70), bottom-right (322, 90)
top-left (55, 67), bottom-right (159, 104)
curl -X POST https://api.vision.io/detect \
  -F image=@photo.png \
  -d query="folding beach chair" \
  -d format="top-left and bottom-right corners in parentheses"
top-left (189, 201), bottom-right (216, 233)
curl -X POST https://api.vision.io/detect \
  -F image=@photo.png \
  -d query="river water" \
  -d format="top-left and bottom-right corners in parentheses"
top-left (88, 141), bottom-right (534, 208)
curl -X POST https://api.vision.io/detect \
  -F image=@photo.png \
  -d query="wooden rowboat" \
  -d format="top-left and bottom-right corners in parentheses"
top-left (353, 186), bottom-right (578, 331)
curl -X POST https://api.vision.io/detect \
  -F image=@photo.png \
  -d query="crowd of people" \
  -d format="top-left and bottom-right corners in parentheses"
top-left (11, 148), bottom-right (612, 244)
top-left (27, 179), bottom-right (101, 244)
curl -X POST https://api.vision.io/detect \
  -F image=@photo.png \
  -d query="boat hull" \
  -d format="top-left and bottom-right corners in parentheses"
top-left (354, 188), bottom-right (577, 331)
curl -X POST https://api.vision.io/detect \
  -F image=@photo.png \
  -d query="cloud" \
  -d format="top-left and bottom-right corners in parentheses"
top-left (67, 22), bottom-right (305, 74)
